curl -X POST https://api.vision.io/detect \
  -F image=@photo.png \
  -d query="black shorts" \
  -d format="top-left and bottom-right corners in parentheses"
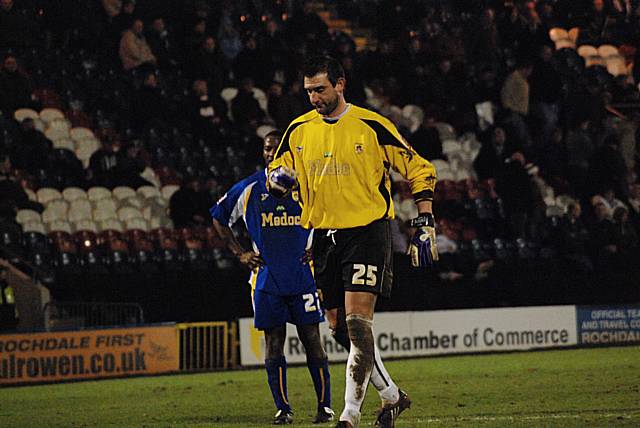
top-left (312, 220), bottom-right (393, 310)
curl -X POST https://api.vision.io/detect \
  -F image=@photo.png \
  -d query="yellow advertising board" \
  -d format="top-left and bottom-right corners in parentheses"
top-left (0, 325), bottom-right (178, 385)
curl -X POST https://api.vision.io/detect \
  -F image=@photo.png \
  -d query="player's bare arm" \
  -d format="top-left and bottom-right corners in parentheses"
top-left (211, 218), bottom-right (264, 270)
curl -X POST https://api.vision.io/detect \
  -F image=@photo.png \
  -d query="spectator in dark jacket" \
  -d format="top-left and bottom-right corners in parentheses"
top-left (558, 202), bottom-right (593, 273)
top-left (187, 79), bottom-right (228, 141)
top-left (473, 127), bottom-right (518, 181)
top-left (133, 72), bottom-right (170, 129)
top-left (0, 54), bottom-right (32, 116)
top-left (10, 119), bottom-right (51, 174)
top-left (191, 36), bottom-right (227, 93)
top-left (0, 0), bottom-right (38, 49)
top-left (588, 134), bottom-right (628, 199)
top-left (231, 78), bottom-right (264, 132)
top-left (146, 17), bottom-right (180, 69)
top-left (169, 177), bottom-right (212, 228)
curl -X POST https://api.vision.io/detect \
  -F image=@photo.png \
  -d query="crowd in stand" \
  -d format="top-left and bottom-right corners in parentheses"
top-left (1, 0), bottom-right (639, 312)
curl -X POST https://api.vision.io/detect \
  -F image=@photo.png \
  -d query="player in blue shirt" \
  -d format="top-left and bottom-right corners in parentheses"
top-left (211, 130), bottom-right (334, 425)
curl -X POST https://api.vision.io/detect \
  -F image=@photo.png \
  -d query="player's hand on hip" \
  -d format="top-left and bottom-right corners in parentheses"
top-left (408, 213), bottom-right (439, 268)
top-left (301, 249), bottom-right (313, 265)
top-left (268, 166), bottom-right (297, 197)
top-left (238, 251), bottom-right (264, 270)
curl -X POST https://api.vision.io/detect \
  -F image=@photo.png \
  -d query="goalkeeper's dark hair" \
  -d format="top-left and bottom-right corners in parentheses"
top-left (302, 55), bottom-right (345, 86)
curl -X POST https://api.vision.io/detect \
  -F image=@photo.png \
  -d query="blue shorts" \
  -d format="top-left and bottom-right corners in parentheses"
top-left (253, 289), bottom-right (325, 330)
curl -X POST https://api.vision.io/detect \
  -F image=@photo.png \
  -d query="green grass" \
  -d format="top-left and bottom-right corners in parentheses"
top-left (2, 347), bottom-right (639, 427)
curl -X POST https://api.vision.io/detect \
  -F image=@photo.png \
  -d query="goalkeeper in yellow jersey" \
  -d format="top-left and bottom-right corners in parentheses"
top-left (268, 56), bottom-right (438, 428)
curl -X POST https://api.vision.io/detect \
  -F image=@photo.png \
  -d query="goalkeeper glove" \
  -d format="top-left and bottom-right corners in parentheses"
top-left (408, 213), bottom-right (439, 267)
top-left (268, 166), bottom-right (297, 197)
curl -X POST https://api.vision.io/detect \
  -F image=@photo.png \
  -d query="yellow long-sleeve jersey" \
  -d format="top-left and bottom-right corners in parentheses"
top-left (268, 104), bottom-right (437, 230)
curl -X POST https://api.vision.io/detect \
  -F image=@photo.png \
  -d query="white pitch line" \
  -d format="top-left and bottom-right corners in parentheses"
top-left (415, 412), bottom-right (638, 424)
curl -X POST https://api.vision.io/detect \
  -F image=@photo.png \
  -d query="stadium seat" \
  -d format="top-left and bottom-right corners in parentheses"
top-left (401, 104), bottom-right (425, 133)
top-left (431, 159), bottom-right (450, 175)
top-left (140, 168), bottom-right (162, 188)
top-left (22, 221), bottom-right (47, 235)
top-left (137, 185), bottom-right (161, 200)
top-left (105, 237), bottom-right (131, 266)
top-left (13, 108), bottom-right (39, 122)
top-left (52, 138), bottom-right (75, 151)
top-left (606, 55), bottom-right (628, 76)
top-left (93, 204), bottom-right (118, 222)
top-left (112, 186), bottom-right (137, 201)
top-left (44, 127), bottom-right (70, 142)
top-left (161, 184), bottom-right (180, 201)
top-left (39, 107), bottom-right (65, 124)
top-left (598, 44), bottom-right (618, 58)
top-left (494, 238), bottom-right (517, 263)
top-left (118, 196), bottom-right (144, 211)
top-left (23, 229), bottom-right (52, 254)
top-left (75, 136), bottom-right (101, 152)
top-left (24, 188), bottom-right (37, 202)
top-left (37, 187), bottom-right (63, 205)
top-left (252, 87), bottom-right (268, 112)
top-left (47, 219), bottom-right (72, 234)
top-left (205, 226), bottom-right (225, 249)
top-left (549, 27), bottom-right (568, 42)
top-left (99, 218), bottom-right (124, 233)
top-left (16, 209), bottom-right (41, 225)
top-left (148, 216), bottom-right (172, 230)
top-left (577, 45), bottom-right (598, 58)
top-left (73, 219), bottom-right (99, 233)
top-left (73, 229), bottom-right (102, 266)
top-left (125, 217), bottom-right (148, 232)
top-left (256, 124), bottom-right (276, 139)
top-left (435, 122), bottom-right (456, 141)
top-left (88, 186), bottom-right (112, 201)
top-left (554, 38), bottom-right (575, 50)
top-left (220, 87), bottom-right (238, 117)
top-left (567, 27), bottom-right (579, 43)
top-left (585, 55), bottom-right (605, 68)
top-left (516, 239), bottom-right (538, 260)
top-left (69, 127), bottom-right (95, 141)
top-left (42, 203), bottom-right (68, 223)
top-left (48, 117), bottom-right (72, 132)
top-left (62, 187), bottom-right (88, 202)
top-left (545, 205), bottom-right (565, 217)
top-left (118, 206), bottom-right (143, 222)
top-left (67, 199), bottom-right (93, 222)
top-left (52, 234), bottom-right (79, 268)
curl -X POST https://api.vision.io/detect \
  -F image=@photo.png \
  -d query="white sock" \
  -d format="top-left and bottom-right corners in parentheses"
top-left (340, 314), bottom-right (374, 427)
top-left (370, 344), bottom-right (399, 405)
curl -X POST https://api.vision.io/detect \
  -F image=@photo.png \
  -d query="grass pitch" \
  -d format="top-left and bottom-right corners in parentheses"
top-left (2, 346), bottom-right (639, 427)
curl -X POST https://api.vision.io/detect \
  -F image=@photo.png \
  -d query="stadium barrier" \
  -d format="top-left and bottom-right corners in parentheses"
top-left (0, 324), bottom-right (178, 385)
top-left (238, 304), bottom-right (640, 366)
top-left (176, 322), bottom-right (239, 371)
top-left (43, 301), bottom-right (144, 331)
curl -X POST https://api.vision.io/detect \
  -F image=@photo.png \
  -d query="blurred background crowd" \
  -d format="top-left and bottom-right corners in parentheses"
top-left (1, 0), bottom-right (639, 329)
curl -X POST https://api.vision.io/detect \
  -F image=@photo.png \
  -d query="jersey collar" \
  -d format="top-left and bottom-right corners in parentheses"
top-left (322, 104), bottom-right (351, 124)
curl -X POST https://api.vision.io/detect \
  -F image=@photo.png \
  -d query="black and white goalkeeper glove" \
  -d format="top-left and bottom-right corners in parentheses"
top-left (408, 213), bottom-right (439, 267)
top-left (268, 166), bottom-right (297, 197)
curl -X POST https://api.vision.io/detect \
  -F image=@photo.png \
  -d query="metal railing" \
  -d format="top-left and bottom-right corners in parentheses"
top-left (176, 321), bottom-right (238, 371)
top-left (43, 301), bottom-right (144, 331)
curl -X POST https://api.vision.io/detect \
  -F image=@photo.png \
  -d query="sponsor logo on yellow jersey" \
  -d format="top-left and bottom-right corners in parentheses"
top-left (307, 159), bottom-right (351, 176)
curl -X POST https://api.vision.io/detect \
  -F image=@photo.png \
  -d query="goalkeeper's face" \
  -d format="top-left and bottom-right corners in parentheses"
top-left (304, 73), bottom-right (345, 117)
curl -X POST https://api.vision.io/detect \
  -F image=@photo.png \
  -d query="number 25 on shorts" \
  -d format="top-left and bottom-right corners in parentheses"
top-left (351, 264), bottom-right (377, 286)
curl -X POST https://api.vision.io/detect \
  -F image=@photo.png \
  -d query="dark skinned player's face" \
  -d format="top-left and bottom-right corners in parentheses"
top-left (263, 135), bottom-right (279, 166)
